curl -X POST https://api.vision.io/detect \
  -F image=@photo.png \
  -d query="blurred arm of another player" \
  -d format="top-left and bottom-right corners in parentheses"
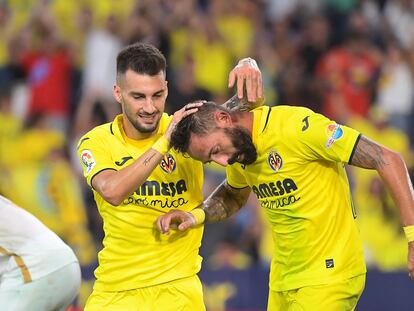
top-left (156, 180), bottom-right (250, 235)
top-left (350, 135), bottom-right (414, 280)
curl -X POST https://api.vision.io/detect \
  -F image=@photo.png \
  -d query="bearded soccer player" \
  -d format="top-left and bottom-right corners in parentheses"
top-left (77, 43), bottom-right (263, 310)
top-left (158, 102), bottom-right (414, 311)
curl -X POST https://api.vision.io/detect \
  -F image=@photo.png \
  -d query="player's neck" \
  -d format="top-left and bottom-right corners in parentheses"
top-left (231, 111), bottom-right (253, 136)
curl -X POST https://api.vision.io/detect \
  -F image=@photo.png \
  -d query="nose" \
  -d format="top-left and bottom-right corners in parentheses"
top-left (211, 154), bottom-right (230, 167)
top-left (142, 98), bottom-right (156, 114)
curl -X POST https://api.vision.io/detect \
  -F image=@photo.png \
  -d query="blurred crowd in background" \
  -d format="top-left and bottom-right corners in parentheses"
top-left (1, 0), bottom-right (414, 308)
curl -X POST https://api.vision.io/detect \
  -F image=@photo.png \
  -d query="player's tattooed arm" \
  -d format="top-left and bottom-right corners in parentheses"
top-left (350, 136), bottom-right (414, 280)
top-left (202, 180), bottom-right (251, 223)
top-left (349, 135), bottom-right (387, 169)
top-left (222, 94), bottom-right (264, 112)
top-left (143, 152), bottom-right (157, 166)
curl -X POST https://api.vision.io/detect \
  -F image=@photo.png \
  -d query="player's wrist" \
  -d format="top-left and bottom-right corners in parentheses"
top-left (152, 135), bottom-right (170, 154)
top-left (238, 57), bottom-right (257, 68)
top-left (188, 208), bottom-right (205, 225)
top-left (403, 225), bottom-right (414, 242)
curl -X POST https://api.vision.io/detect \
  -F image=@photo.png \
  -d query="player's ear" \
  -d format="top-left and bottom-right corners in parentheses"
top-left (214, 111), bottom-right (232, 126)
top-left (113, 84), bottom-right (122, 103)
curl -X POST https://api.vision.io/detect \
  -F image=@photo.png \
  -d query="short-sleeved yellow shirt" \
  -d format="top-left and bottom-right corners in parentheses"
top-left (227, 106), bottom-right (366, 291)
top-left (77, 114), bottom-right (204, 291)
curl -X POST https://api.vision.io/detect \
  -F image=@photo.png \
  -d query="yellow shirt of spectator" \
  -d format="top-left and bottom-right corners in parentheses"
top-left (77, 114), bottom-right (204, 291)
top-left (226, 106), bottom-right (366, 291)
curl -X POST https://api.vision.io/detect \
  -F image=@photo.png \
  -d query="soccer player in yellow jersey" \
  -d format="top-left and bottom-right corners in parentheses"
top-left (77, 43), bottom-right (263, 311)
top-left (158, 102), bottom-right (414, 311)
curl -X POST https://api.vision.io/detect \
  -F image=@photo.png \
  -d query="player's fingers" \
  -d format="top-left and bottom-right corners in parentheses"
top-left (237, 74), bottom-right (244, 99)
top-left (181, 102), bottom-right (203, 116)
top-left (156, 217), bottom-right (163, 233)
top-left (257, 73), bottom-right (264, 99)
top-left (246, 75), bottom-right (254, 102)
top-left (184, 101), bottom-right (204, 110)
top-left (228, 70), bottom-right (236, 88)
top-left (178, 220), bottom-right (193, 231)
top-left (251, 73), bottom-right (259, 102)
top-left (182, 107), bottom-right (199, 117)
top-left (161, 216), bottom-right (172, 235)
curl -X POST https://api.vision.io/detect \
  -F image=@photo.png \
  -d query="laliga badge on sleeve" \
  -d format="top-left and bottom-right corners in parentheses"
top-left (325, 123), bottom-right (343, 148)
top-left (81, 150), bottom-right (96, 174)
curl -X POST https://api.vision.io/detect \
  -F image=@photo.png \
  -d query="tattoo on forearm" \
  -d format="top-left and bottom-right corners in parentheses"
top-left (351, 136), bottom-right (387, 169)
top-left (143, 153), bottom-right (157, 166)
top-left (223, 94), bottom-right (263, 112)
top-left (223, 95), bottom-right (243, 111)
top-left (223, 95), bottom-right (253, 112)
top-left (203, 181), bottom-right (248, 223)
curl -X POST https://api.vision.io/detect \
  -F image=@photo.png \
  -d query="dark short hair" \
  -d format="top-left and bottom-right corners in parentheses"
top-left (170, 102), bottom-right (229, 154)
top-left (116, 42), bottom-right (166, 82)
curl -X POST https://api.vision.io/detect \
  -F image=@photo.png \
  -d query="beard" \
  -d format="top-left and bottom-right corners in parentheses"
top-left (123, 101), bottom-right (161, 133)
top-left (128, 112), bottom-right (161, 133)
top-left (225, 126), bottom-right (257, 165)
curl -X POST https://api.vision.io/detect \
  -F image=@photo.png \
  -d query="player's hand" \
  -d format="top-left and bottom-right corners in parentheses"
top-left (156, 210), bottom-right (196, 235)
top-left (228, 57), bottom-right (263, 102)
top-left (165, 101), bottom-right (204, 141)
top-left (408, 241), bottom-right (414, 280)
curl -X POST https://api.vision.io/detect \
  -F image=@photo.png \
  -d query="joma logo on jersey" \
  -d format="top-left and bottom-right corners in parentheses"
top-left (159, 153), bottom-right (176, 174)
top-left (115, 156), bottom-right (133, 166)
top-left (252, 178), bottom-right (297, 199)
top-left (134, 179), bottom-right (187, 197)
top-left (268, 149), bottom-right (283, 172)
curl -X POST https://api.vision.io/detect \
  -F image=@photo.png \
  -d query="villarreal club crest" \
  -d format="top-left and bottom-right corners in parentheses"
top-left (159, 153), bottom-right (176, 174)
top-left (268, 149), bottom-right (283, 172)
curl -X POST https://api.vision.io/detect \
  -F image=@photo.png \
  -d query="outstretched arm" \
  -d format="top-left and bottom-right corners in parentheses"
top-left (156, 180), bottom-right (251, 234)
top-left (350, 135), bottom-right (414, 279)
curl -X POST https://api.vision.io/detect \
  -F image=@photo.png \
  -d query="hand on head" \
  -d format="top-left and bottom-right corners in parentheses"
top-left (228, 57), bottom-right (264, 102)
top-left (165, 101), bottom-right (204, 141)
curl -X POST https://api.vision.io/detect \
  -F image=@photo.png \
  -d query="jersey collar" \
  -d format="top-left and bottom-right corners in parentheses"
top-left (252, 106), bottom-right (271, 145)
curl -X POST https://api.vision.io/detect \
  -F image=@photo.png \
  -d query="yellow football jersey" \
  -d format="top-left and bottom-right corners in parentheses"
top-left (77, 114), bottom-right (204, 291)
top-left (226, 106), bottom-right (366, 291)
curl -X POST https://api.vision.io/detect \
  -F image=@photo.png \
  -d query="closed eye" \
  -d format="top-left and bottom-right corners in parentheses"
top-left (211, 147), bottom-right (220, 155)
top-left (205, 147), bottom-right (219, 164)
